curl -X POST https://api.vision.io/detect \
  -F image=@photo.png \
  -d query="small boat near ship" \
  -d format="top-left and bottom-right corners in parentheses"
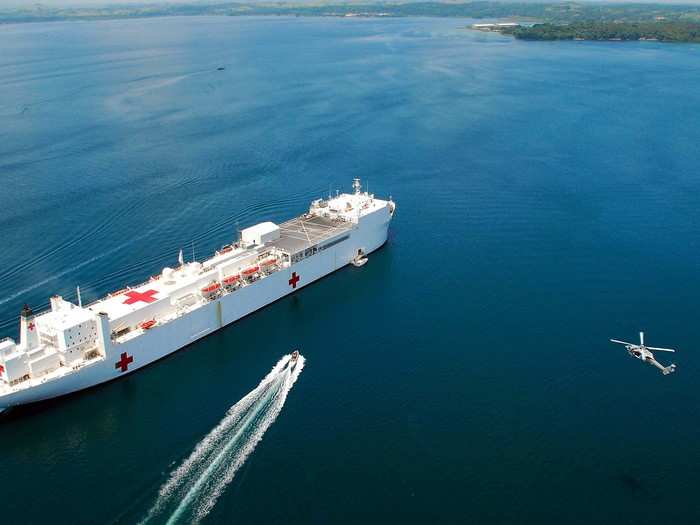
top-left (351, 250), bottom-right (368, 267)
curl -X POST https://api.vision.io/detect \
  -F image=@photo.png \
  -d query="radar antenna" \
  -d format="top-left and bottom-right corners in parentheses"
top-left (352, 178), bottom-right (362, 195)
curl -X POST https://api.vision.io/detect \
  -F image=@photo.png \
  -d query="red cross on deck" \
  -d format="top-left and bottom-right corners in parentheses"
top-left (123, 289), bottom-right (158, 305)
top-left (115, 352), bottom-right (134, 372)
top-left (289, 272), bottom-right (300, 289)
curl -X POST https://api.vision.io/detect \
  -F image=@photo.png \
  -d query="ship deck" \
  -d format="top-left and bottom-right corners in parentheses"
top-left (270, 214), bottom-right (353, 255)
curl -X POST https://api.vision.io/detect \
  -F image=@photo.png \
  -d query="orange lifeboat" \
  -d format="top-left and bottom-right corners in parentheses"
top-left (241, 265), bottom-right (259, 277)
top-left (201, 282), bottom-right (221, 294)
top-left (110, 288), bottom-right (129, 297)
top-left (140, 319), bottom-right (156, 330)
top-left (218, 245), bottom-right (234, 255)
top-left (223, 275), bottom-right (240, 286)
top-left (260, 258), bottom-right (277, 268)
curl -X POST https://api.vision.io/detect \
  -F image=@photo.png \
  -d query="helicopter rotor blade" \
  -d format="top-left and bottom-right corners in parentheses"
top-left (639, 331), bottom-right (645, 346)
top-left (646, 346), bottom-right (676, 353)
top-left (610, 339), bottom-right (635, 346)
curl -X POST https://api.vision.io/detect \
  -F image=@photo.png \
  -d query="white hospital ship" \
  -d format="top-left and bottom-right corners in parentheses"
top-left (0, 179), bottom-right (394, 412)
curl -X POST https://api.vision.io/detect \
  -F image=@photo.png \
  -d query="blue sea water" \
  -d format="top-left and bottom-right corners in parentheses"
top-left (1, 15), bottom-right (700, 524)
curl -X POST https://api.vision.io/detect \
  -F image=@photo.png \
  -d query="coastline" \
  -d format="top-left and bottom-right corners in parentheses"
top-left (4, 1), bottom-right (700, 27)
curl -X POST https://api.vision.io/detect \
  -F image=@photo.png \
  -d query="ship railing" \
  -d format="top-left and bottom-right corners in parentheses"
top-left (83, 243), bottom-right (272, 308)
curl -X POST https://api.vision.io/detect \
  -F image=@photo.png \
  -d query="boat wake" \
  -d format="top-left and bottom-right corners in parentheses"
top-left (140, 354), bottom-right (305, 525)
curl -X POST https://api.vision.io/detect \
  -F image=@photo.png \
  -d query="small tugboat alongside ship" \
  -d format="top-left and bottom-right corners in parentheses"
top-left (0, 179), bottom-right (395, 413)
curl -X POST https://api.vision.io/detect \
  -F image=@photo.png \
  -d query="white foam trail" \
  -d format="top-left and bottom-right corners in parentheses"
top-left (156, 359), bottom-right (286, 505)
top-left (191, 359), bottom-right (304, 522)
top-left (141, 354), bottom-right (304, 525)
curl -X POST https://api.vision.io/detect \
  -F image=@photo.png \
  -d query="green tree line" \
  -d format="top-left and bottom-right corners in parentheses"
top-left (502, 21), bottom-right (700, 42)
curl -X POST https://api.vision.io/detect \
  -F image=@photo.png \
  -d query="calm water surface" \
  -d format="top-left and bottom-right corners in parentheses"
top-left (1, 15), bottom-right (700, 524)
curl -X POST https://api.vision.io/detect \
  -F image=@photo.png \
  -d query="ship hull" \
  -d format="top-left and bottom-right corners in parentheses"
top-left (0, 216), bottom-right (390, 412)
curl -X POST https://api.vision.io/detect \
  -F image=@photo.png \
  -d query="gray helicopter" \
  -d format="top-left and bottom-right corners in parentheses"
top-left (610, 331), bottom-right (676, 375)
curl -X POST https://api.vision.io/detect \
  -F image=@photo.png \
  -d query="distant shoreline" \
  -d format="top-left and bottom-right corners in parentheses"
top-left (3, 1), bottom-right (700, 27)
top-left (472, 21), bottom-right (700, 43)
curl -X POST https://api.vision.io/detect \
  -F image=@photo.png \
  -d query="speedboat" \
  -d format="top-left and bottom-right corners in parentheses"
top-left (289, 350), bottom-right (300, 370)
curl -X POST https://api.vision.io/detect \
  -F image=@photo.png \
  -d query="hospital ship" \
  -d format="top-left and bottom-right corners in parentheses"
top-left (0, 179), bottom-right (394, 412)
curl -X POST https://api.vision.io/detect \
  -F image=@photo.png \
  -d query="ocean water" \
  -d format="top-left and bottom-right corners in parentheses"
top-left (1, 15), bottom-right (700, 524)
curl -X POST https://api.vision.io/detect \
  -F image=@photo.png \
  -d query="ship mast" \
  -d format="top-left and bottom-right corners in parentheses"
top-left (352, 178), bottom-right (362, 195)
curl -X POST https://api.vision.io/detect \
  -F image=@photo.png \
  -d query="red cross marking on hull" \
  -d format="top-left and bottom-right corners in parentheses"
top-left (28, 322), bottom-right (35, 331)
top-left (289, 272), bottom-right (300, 289)
top-left (123, 289), bottom-right (158, 305)
top-left (115, 352), bottom-right (134, 372)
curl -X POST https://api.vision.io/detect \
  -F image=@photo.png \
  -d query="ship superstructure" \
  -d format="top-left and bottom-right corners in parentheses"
top-left (0, 179), bottom-right (394, 411)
